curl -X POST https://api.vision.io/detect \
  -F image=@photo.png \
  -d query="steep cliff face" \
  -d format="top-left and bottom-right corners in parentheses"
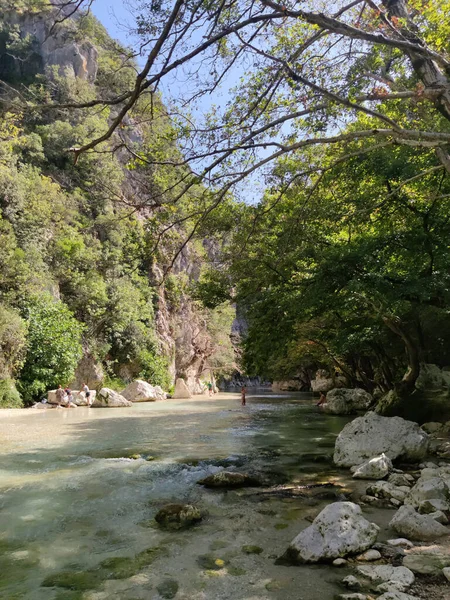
top-left (0, 4), bottom-right (235, 395)
top-left (0, 5), bottom-right (98, 83)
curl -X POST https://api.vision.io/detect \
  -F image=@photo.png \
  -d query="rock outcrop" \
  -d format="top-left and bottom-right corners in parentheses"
top-left (324, 388), bottom-right (373, 415)
top-left (70, 354), bottom-right (104, 391)
top-left (172, 378), bottom-right (192, 399)
top-left (334, 412), bottom-right (429, 467)
top-left (310, 369), bottom-right (346, 393)
top-left (92, 388), bottom-right (132, 408)
top-left (285, 502), bottom-right (379, 563)
top-left (0, 8), bottom-right (98, 84)
top-left (121, 380), bottom-right (166, 402)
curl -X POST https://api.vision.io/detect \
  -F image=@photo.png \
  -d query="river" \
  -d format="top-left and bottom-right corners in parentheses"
top-left (0, 392), bottom-right (382, 600)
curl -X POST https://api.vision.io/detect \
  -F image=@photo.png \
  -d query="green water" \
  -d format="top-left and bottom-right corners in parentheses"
top-left (0, 393), bottom-right (359, 599)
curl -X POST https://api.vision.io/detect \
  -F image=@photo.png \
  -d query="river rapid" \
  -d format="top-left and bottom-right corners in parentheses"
top-left (0, 392), bottom-right (381, 600)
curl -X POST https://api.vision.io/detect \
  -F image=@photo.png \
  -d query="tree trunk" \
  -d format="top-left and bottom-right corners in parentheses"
top-left (383, 0), bottom-right (450, 169)
top-left (382, 316), bottom-right (420, 396)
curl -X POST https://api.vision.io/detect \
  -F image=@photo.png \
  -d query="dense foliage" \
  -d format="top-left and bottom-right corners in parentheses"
top-left (0, 5), bottom-right (234, 405)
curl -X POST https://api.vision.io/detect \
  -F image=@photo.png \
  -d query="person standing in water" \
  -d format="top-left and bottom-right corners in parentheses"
top-left (82, 382), bottom-right (91, 406)
top-left (55, 384), bottom-right (65, 407)
top-left (316, 392), bottom-right (327, 407)
top-left (241, 385), bottom-right (247, 406)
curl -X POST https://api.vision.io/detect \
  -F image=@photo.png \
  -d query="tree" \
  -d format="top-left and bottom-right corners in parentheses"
top-left (18, 294), bottom-right (84, 402)
top-left (226, 115), bottom-right (450, 401)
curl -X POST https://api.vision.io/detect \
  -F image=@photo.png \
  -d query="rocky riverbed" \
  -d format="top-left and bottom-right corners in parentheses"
top-left (0, 393), bottom-right (449, 599)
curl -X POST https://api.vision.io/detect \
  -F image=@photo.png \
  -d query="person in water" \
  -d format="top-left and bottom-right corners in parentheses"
top-left (241, 385), bottom-right (247, 406)
top-left (55, 384), bottom-right (65, 407)
top-left (316, 392), bottom-right (327, 407)
top-left (64, 386), bottom-right (73, 408)
top-left (82, 382), bottom-right (91, 406)
top-left (207, 381), bottom-right (213, 396)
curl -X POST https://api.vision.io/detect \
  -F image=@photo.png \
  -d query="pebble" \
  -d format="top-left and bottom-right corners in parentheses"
top-left (356, 549), bottom-right (381, 562)
top-left (443, 567), bottom-right (450, 582)
top-left (387, 539), bottom-right (414, 549)
top-left (333, 558), bottom-right (348, 567)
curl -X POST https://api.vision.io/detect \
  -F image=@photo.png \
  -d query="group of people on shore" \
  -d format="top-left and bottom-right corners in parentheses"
top-left (55, 383), bottom-right (91, 407)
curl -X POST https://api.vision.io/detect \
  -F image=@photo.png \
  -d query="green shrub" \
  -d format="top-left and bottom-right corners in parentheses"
top-left (0, 378), bottom-right (23, 408)
top-left (138, 350), bottom-right (171, 390)
top-left (0, 303), bottom-right (27, 377)
top-left (18, 294), bottom-right (84, 403)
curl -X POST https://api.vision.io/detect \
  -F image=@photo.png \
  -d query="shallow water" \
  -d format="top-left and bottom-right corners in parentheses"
top-left (0, 393), bottom-right (379, 600)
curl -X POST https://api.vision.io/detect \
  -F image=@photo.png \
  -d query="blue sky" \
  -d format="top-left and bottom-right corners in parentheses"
top-left (91, 1), bottom-right (131, 46)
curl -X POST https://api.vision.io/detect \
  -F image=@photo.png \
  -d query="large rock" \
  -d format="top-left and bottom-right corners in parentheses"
top-left (403, 546), bottom-right (450, 574)
top-left (172, 378), bottom-right (192, 399)
top-left (70, 354), bottom-right (104, 390)
top-left (121, 380), bottom-right (166, 402)
top-left (92, 388), bottom-right (132, 408)
top-left (334, 412), bottom-right (429, 467)
top-left (154, 504), bottom-right (202, 530)
top-left (404, 465), bottom-right (450, 511)
top-left (310, 369), bottom-right (346, 393)
top-left (285, 502), bottom-right (379, 563)
top-left (272, 380), bottom-right (302, 392)
top-left (389, 505), bottom-right (450, 541)
top-left (352, 454), bottom-right (393, 480)
top-left (356, 565), bottom-right (414, 593)
top-left (415, 363), bottom-right (448, 391)
top-left (48, 389), bottom-right (97, 406)
top-left (325, 388), bottom-right (373, 415)
top-left (197, 471), bottom-right (261, 489)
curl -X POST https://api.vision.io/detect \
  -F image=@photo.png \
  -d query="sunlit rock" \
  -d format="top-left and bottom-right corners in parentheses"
top-left (334, 412), bottom-right (429, 467)
top-left (121, 380), bottom-right (166, 402)
top-left (284, 502), bottom-right (379, 563)
top-left (172, 378), bottom-right (192, 399)
top-left (92, 388), bottom-right (132, 408)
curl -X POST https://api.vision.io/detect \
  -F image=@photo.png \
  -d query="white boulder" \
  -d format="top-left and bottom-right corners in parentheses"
top-left (352, 454), bottom-right (393, 480)
top-left (404, 467), bottom-right (450, 511)
top-left (92, 388), bottom-right (132, 408)
top-left (286, 502), bottom-right (379, 563)
top-left (172, 378), bottom-right (192, 399)
top-left (356, 565), bottom-right (414, 593)
top-left (334, 412), bottom-right (429, 467)
top-left (121, 380), bottom-right (166, 402)
top-left (324, 388), bottom-right (373, 415)
top-left (389, 505), bottom-right (450, 541)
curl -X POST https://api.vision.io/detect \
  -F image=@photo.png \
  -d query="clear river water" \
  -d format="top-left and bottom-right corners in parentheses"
top-left (0, 392), bottom-right (388, 600)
